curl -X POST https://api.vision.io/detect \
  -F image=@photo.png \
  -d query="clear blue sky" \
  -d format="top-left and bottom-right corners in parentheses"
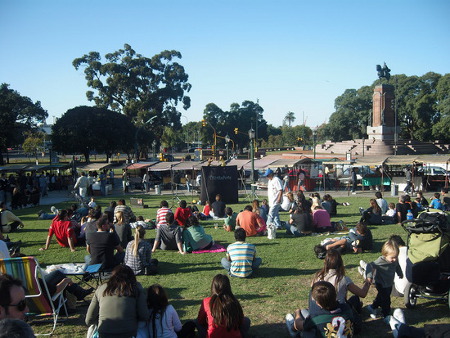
top-left (1, 0), bottom-right (449, 129)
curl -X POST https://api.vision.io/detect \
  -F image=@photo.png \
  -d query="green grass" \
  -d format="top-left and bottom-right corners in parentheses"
top-left (7, 194), bottom-right (450, 337)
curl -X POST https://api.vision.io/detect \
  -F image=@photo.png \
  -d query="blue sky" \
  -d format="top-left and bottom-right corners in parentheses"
top-left (1, 0), bottom-right (449, 129)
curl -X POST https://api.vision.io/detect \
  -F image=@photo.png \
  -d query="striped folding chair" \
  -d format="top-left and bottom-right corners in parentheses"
top-left (0, 256), bottom-right (68, 336)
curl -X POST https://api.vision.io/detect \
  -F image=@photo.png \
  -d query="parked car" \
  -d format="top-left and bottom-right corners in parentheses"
top-left (418, 166), bottom-right (449, 190)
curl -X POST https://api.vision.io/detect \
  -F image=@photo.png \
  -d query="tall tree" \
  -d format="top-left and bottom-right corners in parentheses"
top-left (22, 131), bottom-right (45, 161)
top-left (51, 106), bottom-right (135, 163)
top-left (284, 111), bottom-right (296, 127)
top-left (73, 44), bottom-right (191, 141)
top-left (0, 83), bottom-right (48, 164)
top-left (202, 100), bottom-right (267, 150)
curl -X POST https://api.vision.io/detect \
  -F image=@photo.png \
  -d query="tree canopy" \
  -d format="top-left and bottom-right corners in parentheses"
top-left (0, 83), bottom-right (48, 164)
top-left (51, 106), bottom-right (135, 163)
top-left (202, 100), bottom-right (268, 150)
top-left (73, 44), bottom-right (192, 139)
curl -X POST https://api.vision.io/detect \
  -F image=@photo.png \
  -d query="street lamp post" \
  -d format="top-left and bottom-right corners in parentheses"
top-left (313, 128), bottom-right (317, 159)
top-left (225, 134), bottom-right (230, 160)
top-left (249, 128), bottom-right (256, 194)
top-left (152, 140), bottom-right (157, 159)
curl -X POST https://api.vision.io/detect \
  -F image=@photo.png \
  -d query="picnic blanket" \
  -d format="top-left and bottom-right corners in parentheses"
top-left (192, 243), bottom-right (226, 254)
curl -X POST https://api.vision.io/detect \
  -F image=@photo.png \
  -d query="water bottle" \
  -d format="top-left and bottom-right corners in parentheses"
top-left (406, 209), bottom-right (414, 227)
top-left (406, 210), bottom-right (413, 221)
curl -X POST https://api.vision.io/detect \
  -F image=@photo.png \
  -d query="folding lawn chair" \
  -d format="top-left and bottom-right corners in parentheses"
top-left (0, 256), bottom-right (68, 336)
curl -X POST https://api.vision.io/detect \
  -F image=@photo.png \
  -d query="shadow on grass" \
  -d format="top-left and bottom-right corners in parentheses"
top-left (256, 267), bottom-right (318, 278)
top-left (247, 322), bottom-right (285, 338)
top-left (158, 261), bottom-right (220, 275)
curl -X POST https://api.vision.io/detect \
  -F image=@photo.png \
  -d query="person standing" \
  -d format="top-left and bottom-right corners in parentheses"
top-left (403, 166), bottom-right (413, 194)
top-left (73, 172), bottom-right (89, 198)
top-left (351, 167), bottom-right (358, 194)
top-left (99, 170), bottom-right (106, 196)
top-left (265, 169), bottom-right (283, 230)
top-left (142, 171), bottom-right (150, 193)
top-left (122, 169), bottom-right (129, 193)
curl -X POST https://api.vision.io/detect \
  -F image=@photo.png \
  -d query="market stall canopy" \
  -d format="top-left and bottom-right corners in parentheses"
top-left (414, 154), bottom-right (450, 164)
top-left (354, 156), bottom-right (388, 167)
top-left (384, 155), bottom-right (419, 166)
top-left (126, 162), bottom-right (158, 170)
top-left (267, 157), bottom-right (315, 169)
top-left (243, 157), bottom-right (278, 170)
top-left (78, 163), bottom-right (117, 172)
top-left (171, 161), bottom-right (205, 171)
top-left (0, 164), bottom-right (32, 172)
top-left (147, 161), bottom-right (180, 172)
top-left (226, 159), bottom-right (251, 170)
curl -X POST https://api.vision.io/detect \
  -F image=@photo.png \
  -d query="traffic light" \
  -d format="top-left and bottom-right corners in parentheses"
top-left (234, 128), bottom-right (239, 135)
top-left (202, 119), bottom-right (206, 127)
top-left (297, 137), bottom-right (303, 141)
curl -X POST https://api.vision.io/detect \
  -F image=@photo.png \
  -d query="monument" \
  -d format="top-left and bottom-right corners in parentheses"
top-left (366, 84), bottom-right (397, 141)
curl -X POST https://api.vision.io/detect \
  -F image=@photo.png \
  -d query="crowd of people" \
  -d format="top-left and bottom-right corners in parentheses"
top-left (1, 167), bottom-right (449, 337)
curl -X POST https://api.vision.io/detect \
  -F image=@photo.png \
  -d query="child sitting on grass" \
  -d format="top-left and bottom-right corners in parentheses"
top-left (365, 239), bottom-right (403, 319)
top-left (285, 281), bottom-right (355, 337)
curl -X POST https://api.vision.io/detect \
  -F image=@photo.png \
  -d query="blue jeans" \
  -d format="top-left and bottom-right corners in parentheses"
top-left (267, 203), bottom-right (281, 229)
top-left (221, 257), bottom-right (262, 277)
top-left (284, 223), bottom-right (308, 237)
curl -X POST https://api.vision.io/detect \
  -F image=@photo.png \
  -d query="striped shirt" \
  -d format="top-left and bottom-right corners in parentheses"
top-left (156, 207), bottom-right (172, 228)
top-left (227, 241), bottom-right (256, 278)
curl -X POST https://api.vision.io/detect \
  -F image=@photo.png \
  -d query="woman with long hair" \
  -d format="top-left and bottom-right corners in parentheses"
top-left (360, 198), bottom-right (382, 225)
top-left (310, 249), bottom-right (371, 333)
top-left (146, 284), bottom-right (189, 338)
top-left (85, 265), bottom-right (148, 338)
top-left (124, 225), bottom-right (158, 275)
top-left (197, 274), bottom-right (250, 337)
top-left (114, 210), bottom-right (133, 249)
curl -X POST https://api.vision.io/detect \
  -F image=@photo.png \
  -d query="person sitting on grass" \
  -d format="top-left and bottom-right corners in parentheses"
top-left (312, 206), bottom-right (334, 233)
top-left (199, 200), bottom-right (212, 220)
top-left (182, 215), bottom-right (213, 253)
top-left (285, 205), bottom-right (313, 237)
top-left (40, 209), bottom-right (78, 252)
top-left (221, 228), bottom-right (262, 278)
top-left (86, 214), bottom-right (124, 270)
top-left (156, 200), bottom-right (171, 229)
top-left (285, 281), bottom-right (354, 338)
top-left (152, 212), bottom-right (185, 254)
top-left (114, 211), bottom-right (133, 250)
top-left (359, 199), bottom-right (382, 225)
top-left (0, 202), bottom-right (25, 233)
top-left (174, 200), bottom-right (192, 226)
top-left (223, 207), bottom-right (237, 232)
top-left (196, 274), bottom-right (250, 337)
top-left (252, 199), bottom-right (267, 223)
top-left (429, 192), bottom-right (444, 210)
top-left (210, 194), bottom-right (226, 219)
top-left (321, 222), bottom-right (373, 254)
top-left (236, 205), bottom-right (266, 236)
top-left (124, 225), bottom-right (158, 275)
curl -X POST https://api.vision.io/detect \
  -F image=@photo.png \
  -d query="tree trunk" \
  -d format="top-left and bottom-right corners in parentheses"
top-left (84, 151), bottom-right (90, 164)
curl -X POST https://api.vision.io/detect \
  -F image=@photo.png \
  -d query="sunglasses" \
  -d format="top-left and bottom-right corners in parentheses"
top-left (9, 299), bottom-right (27, 312)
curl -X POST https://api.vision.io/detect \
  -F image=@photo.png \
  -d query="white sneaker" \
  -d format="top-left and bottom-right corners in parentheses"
top-left (358, 266), bottom-right (366, 278)
top-left (366, 305), bottom-right (378, 319)
top-left (389, 315), bottom-right (402, 331)
top-left (393, 308), bottom-right (406, 324)
top-left (285, 313), bottom-right (297, 337)
top-left (359, 260), bottom-right (367, 270)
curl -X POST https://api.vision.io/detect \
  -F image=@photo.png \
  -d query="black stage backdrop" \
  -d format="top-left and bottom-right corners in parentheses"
top-left (200, 165), bottom-right (238, 204)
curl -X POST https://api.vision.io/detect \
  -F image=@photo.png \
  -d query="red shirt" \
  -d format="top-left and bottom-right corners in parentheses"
top-left (174, 207), bottom-right (192, 226)
top-left (197, 297), bottom-right (243, 338)
top-left (48, 219), bottom-right (77, 247)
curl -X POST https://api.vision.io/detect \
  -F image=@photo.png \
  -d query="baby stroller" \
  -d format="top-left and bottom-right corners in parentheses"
top-left (401, 212), bottom-right (450, 309)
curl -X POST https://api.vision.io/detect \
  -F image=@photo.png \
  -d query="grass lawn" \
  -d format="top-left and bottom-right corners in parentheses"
top-left (5, 193), bottom-right (450, 337)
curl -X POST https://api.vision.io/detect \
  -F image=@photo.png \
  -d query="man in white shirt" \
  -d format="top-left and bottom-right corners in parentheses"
top-left (0, 202), bottom-right (25, 233)
top-left (265, 169), bottom-right (283, 229)
top-left (73, 172), bottom-right (89, 198)
top-left (375, 192), bottom-right (388, 214)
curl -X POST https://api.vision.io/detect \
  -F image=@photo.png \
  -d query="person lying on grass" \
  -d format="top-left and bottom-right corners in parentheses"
top-left (322, 222), bottom-right (373, 254)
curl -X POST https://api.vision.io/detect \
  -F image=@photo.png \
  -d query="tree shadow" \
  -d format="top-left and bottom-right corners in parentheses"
top-left (256, 267), bottom-right (318, 278)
